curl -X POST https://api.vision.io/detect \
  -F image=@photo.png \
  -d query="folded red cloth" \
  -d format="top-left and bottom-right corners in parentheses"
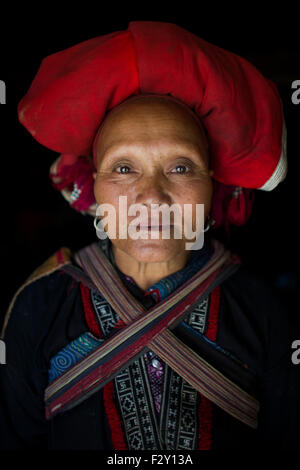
top-left (17, 21), bottom-right (287, 220)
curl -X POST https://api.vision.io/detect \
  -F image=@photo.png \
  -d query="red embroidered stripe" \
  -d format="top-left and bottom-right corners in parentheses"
top-left (80, 282), bottom-right (102, 338)
top-left (114, 318), bottom-right (126, 329)
top-left (198, 395), bottom-right (213, 450)
top-left (80, 281), bottom-right (127, 449)
top-left (206, 285), bottom-right (221, 342)
top-left (198, 286), bottom-right (221, 450)
top-left (103, 380), bottom-right (127, 450)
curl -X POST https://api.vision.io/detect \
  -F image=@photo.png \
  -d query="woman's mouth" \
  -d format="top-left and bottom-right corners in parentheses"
top-left (139, 224), bottom-right (173, 231)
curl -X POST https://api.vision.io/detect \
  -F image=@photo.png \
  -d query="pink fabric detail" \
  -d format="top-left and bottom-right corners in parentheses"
top-left (50, 154), bottom-right (95, 212)
top-left (210, 180), bottom-right (255, 232)
top-left (57, 153), bottom-right (79, 168)
top-left (56, 248), bottom-right (65, 265)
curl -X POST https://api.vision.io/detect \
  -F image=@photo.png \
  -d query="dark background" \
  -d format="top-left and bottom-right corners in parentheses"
top-left (0, 5), bottom-right (300, 330)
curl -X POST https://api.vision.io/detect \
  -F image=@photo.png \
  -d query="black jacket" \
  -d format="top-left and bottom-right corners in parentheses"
top-left (0, 243), bottom-right (299, 450)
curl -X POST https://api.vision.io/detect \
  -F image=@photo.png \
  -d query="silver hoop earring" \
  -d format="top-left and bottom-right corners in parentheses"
top-left (94, 215), bottom-right (101, 230)
top-left (204, 215), bottom-right (215, 232)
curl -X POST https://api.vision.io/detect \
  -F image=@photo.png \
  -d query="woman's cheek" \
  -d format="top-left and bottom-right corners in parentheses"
top-left (178, 186), bottom-right (213, 229)
top-left (94, 178), bottom-right (118, 205)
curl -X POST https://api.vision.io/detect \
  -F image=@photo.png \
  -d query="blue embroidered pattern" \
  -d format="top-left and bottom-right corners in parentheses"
top-left (48, 332), bottom-right (104, 383)
top-left (145, 242), bottom-right (213, 301)
top-left (180, 322), bottom-right (255, 373)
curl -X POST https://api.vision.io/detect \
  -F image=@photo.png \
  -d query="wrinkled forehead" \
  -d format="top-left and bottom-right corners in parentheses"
top-left (92, 94), bottom-right (206, 166)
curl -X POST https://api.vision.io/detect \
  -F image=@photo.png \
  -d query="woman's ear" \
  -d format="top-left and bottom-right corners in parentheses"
top-left (93, 171), bottom-right (97, 180)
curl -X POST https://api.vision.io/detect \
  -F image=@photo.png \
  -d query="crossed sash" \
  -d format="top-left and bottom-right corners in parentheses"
top-left (44, 239), bottom-right (260, 428)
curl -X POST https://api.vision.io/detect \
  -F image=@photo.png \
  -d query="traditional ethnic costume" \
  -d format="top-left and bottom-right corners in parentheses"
top-left (0, 21), bottom-right (298, 450)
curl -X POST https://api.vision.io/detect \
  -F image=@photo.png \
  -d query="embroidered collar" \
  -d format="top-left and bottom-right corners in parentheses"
top-left (99, 236), bottom-right (214, 303)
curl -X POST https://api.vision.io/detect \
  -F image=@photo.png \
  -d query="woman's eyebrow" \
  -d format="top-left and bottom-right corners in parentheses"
top-left (100, 139), bottom-right (207, 162)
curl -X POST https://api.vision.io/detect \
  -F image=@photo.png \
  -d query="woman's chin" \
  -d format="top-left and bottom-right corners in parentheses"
top-left (114, 238), bottom-right (190, 263)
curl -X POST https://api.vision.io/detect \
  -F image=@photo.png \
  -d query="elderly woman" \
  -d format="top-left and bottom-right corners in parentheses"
top-left (0, 21), bottom-right (298, 450)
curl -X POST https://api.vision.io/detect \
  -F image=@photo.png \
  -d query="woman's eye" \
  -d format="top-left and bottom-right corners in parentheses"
top-left (171, 165), bottom-right (190, 174)
top-left (115, 165), bottom-right (131, 174)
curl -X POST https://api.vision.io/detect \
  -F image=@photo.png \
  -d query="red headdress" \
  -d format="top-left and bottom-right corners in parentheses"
top-left (17, 21), bottom-right (287, 227)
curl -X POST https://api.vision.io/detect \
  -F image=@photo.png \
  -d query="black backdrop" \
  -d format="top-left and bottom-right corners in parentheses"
top-left (1, 5), bottom-right (300, 331)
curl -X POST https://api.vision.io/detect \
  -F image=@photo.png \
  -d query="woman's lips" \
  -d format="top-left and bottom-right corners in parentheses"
top-left (139, 224), bottom-right (174, 231)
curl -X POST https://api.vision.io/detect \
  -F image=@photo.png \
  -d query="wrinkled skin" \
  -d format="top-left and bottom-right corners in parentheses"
top-left (93, 96), bottom-right (214, 290)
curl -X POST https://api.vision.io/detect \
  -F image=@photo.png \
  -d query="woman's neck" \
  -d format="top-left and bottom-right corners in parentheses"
top-left (111, 245), bottom-right (190, 291)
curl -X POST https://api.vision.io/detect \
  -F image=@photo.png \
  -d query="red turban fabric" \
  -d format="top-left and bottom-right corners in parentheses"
top-left (17, 21), bottom-right (287, 222)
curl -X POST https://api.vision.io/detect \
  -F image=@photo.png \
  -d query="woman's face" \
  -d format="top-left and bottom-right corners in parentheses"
top-left (93, 96), bottom-right (214, 263)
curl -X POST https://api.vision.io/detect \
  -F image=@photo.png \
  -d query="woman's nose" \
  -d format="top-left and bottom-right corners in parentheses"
top-left (134, 174), bottom-right (172, 207)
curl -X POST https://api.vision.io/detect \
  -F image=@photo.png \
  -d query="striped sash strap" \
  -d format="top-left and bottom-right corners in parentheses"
top-left (44, 240), bottom-right (260, 428)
